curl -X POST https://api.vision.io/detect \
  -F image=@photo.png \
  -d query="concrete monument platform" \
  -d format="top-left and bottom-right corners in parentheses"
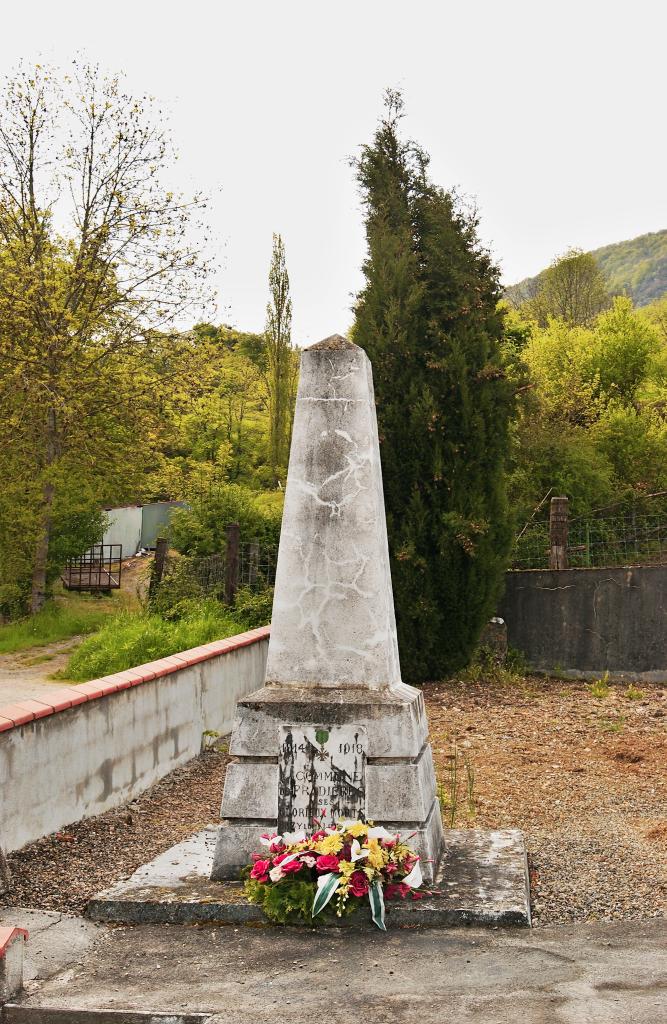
top-left (87, 826), bottom-right (531, 928)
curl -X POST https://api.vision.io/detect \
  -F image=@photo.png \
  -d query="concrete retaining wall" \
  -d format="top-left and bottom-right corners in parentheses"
top-left (499, 565), bottom-right (667, 680)
top-left (0, 628), bottom-right (269, 854)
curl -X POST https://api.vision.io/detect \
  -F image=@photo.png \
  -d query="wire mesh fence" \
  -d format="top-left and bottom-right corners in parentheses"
top-left (512, 500), bottom-right (667, 570)
top-left (158, 540), bottom-right (277, 603)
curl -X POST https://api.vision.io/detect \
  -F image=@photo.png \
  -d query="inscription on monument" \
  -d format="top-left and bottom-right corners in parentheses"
top-left (277, 725), bottom-right (367, 833)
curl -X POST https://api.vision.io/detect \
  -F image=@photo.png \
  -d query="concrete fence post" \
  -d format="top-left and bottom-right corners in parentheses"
top-left (549, 496), bottom-right (569, 570)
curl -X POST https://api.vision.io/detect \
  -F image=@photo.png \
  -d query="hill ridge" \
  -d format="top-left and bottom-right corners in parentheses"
top-left (507, 228), bottom-right (667, 308)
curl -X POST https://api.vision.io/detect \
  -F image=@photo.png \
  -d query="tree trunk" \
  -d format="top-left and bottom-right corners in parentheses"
top-left (30, 480), bottom-right (55, 614)
top-left (30, 406), bottom-right (58, 614)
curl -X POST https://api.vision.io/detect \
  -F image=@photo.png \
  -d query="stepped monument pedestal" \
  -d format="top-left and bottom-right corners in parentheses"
top-left (211, 334), bottom-right (445, 882)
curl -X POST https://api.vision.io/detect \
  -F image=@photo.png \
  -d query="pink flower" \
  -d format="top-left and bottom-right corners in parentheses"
top-left (316, 854), bottom-right (340, 873)
top-left (301, 855), bottom-right (317, 868)
top-left (250, 858), bottom-right (270, 883)
top-left (349, 871), bottom-right (369, 898)
top-left (384, 862), bottom-right (397, 875)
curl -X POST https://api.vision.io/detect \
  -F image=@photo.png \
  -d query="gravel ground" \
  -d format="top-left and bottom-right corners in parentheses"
top-left (426, 673), bottom-right (667, 926)
top-left (4, 674), bottom-right (666, 927)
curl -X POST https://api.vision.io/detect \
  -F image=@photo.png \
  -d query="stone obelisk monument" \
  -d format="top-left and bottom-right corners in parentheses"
top-left (211, 335), bottom-right (444, 882)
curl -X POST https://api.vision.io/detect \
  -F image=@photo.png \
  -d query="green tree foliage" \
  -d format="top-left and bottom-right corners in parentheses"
top-left (264, 234), bottom-right (298, 483)
top-left (507, 298), bottom-right (667, 525)
top-left (353, 93), bottom-right (514, 680)
top-left (515, 249), bottom-right (611, 327)
top-left (169, 483), bottom-right (282, 556)
top-left (0, 63), bottom-right (211, 614)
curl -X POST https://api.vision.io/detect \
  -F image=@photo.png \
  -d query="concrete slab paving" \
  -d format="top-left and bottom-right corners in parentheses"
top-left (6, 918), bottom-right (667, 1023)
top-left (87, 826), bottom-right (530, 928)
top-left (0, 909), bottom-right (101, 986)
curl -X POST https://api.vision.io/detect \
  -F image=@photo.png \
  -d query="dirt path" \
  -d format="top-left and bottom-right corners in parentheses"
top-left (0, 637), bottom-right (83, 703)
top-left (0, 556), bottom-right (150, 703)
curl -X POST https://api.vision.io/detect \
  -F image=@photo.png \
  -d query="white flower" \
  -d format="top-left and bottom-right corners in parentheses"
top-left (402, 859), bottom-right (423, 889)
top-left (282, 831), bottom-right (307, 845)
top-left (367, 826), bottom-right (396, 842)
top-left (269, 866), bottom-right (284, 882)
top-left (302, 855), bottom-right (316, 867)
top-left (350, 839), bottom-right (369, 863)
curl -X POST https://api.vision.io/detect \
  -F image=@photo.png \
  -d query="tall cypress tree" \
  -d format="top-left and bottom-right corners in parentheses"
top-left (354, 93), bottom-right (514, 681)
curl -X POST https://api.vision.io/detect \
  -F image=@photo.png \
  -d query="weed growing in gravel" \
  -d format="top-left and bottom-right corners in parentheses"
top-left (624, 684), bottom-right (645, 701)
top-left (202, 730), bottom-right (229, 753)
top-left (599, 715), bottom-right (626, 733)
top-left (588, 672), bottom-right (611, 699)
top-left (438, 742), bottom-right (476, 826)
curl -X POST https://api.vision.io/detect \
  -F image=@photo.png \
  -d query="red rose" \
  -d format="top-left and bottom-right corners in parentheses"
top-left (250, 859), bottom-right (271, 881)
top-left (316, 854), bottom-right (340, 873)
top-left (349, 871), bottom-right (369, 898)
top-left (281, 859), bottom-right (303, 874)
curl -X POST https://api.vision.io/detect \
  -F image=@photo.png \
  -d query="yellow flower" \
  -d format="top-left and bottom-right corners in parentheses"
top-left (365, 839), bottom-right (385, 870)
top-left (345, 822), bottom-right (368, 838)
top-left (315, 833), bottom-right (345, 855)
top-left (338, 860), bottom-right (355, 878)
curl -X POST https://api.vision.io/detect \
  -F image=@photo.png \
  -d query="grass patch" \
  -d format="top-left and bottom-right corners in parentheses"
top-left (61, 600), bottom-right (247, 681)
top-left (0, 593), bottom-right (130, 655)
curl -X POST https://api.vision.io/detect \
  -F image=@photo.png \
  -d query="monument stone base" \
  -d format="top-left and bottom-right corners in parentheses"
top-left (88, 826), bottom-right (531, 928)
top-left (210, 683), bottom-right (445, 883)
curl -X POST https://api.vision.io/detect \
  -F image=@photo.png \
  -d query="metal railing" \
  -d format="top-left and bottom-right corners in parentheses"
top-left (62, 544), bottom-right (123, 591)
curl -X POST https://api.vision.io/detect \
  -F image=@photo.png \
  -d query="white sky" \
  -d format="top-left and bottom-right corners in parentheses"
top-left (1, 0), bottom-right (665, 344)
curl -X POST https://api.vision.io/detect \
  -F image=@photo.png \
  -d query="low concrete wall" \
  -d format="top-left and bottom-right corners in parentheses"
top-left (0, 628), bottom-right (269, 854)
top-left (499, 565), bottom-right (667, 680)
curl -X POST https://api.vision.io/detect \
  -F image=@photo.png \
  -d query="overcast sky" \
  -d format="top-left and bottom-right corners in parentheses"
top-left (1, 0), bottom-right (665, 343)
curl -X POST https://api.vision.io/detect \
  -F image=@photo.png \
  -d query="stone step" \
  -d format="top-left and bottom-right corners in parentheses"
top-left (87, 826), bottom-right (531, 929)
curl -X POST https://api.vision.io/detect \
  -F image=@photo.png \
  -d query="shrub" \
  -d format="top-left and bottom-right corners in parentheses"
top-left (170, 483), bottom-right (282, 556)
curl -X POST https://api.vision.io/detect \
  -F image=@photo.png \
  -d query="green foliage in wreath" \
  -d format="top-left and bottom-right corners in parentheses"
top-left (244, 877), bottom-right (358, 926)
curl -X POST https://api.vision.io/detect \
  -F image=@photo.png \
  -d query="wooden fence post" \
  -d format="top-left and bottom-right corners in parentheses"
top-left (149, 536), bottom-right (168, 599)
top-left (225, 523), bottom-right (240, 605)
top-left (549, 496), bottom-right (569, 569)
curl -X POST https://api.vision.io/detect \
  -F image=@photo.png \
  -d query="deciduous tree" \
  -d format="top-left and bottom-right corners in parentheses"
top-left (0, 62), bottom-right (211, 612)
